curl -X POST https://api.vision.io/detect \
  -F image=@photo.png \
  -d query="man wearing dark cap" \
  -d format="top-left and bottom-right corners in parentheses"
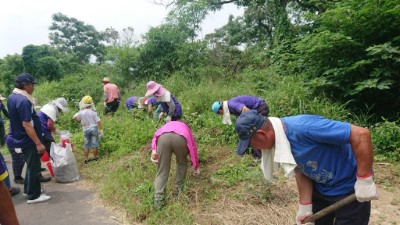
top-left (234, 110), bottom-right (378, 225)
top-left (7, 73), bottom-right (51, 204)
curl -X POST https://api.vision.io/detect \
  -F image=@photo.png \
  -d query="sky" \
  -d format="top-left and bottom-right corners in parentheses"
top-left (0, 0), bottom-right (243, 58)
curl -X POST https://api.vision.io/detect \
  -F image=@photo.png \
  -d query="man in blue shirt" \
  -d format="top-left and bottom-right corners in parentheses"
top-left (7, 73), bottom-right (51, 204)
top-left (234, 110), bottom-right (378, 225)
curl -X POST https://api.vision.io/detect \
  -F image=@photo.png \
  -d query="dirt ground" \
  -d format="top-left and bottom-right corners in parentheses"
top-left (190, 154), bottom-right (400, 225)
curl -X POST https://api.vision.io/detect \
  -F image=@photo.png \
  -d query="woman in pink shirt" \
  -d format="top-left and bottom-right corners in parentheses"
top-left (150, 121), bottom-right (199, 209)
top-left (102, 77), bottom-right (121, 115)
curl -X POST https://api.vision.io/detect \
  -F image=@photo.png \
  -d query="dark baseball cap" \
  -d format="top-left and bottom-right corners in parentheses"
top-left (235, 110), bottom-right (265, 155)
top-left (15, 73), bottom-right (37, 84)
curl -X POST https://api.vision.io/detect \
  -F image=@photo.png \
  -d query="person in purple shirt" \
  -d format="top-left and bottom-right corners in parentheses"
top-left (142, 97), bottom-right (162, 121)
top-left (7, 73), bottom-right (51, 204)
top-left (37, 97), bottom-right (68, 155)
top-left (6, 131), bottom-right (26, 184)
top-left (211, 95), bottom-right (269, 120)
top-left (125, 96), bottom-right (139, 111)
top-left (211, 95), bottom-right (269, 159)
top-left (145, 81), bottom-right (182, 122)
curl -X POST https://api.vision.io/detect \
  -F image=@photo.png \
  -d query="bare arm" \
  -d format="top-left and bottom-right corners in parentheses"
top-left (0, 181), bottom-right (19, 225)
top-left (241, 106), bottom-right (250, 113)
top-left (295, 170), bottom-right (314, 204)
top-left (72, 115), bottom-right (80, 122)
top-left (97, 121), bottom-right (102, 130)
top-left (22, 121), bottom-right (45, 154)
top-left (349, 125), bottom-right (374, 177)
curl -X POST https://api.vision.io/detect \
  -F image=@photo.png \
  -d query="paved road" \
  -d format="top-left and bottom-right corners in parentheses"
top-left (5, 154), bottom-right (121, 225)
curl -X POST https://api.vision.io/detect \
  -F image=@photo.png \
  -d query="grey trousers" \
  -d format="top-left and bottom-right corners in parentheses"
top-left (154, 132), bottom-right (188, 201)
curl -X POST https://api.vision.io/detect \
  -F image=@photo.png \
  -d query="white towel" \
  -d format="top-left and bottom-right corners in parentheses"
top-left (157, 91), bottom-right (171, 102)
top-left (260, 117), bottom-right (297, 180)
top-left (222, 101), bottom-right (232, 125)
top-left (13, 88), bottom-right (36, 106)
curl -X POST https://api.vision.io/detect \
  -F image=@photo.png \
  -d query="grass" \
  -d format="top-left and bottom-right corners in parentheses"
top-left (15, 67), bottom-right (399, 224)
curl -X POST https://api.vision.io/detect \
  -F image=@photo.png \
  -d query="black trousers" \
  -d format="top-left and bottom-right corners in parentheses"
top-left (104, 99), bottom-right (120, 115)
top-left (22, 146), bottom-right (42, 200)
top-left (313, 191), bottom-right (370, 225)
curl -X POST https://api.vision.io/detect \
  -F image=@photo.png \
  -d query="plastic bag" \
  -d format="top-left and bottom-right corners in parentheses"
top-left (50, 142), bottom-right (80, 183)
top-left (60, 130), bottom-right (71, 147)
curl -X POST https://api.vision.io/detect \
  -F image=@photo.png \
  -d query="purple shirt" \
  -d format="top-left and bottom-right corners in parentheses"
top-left (147, 97), bottom-right (159, 106)
top-left (37, 111), bottom-right (52, 138)
top-left (151, 121), bottom-right (199, 170)
top-left (160, 95), bottom-right (182, 118)
top-left (227, 96), bottom-right (265, 116)
top-left (125, 96), bottom-right (139, 107)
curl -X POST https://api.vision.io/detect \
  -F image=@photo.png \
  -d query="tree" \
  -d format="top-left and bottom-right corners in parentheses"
top-left (49, 13), bottom-right (105, 63)
top-left (0, 54), bottom-right (24, 94)
top-left (22, 44), bottom-right (53, 75)
top-left (293, 0), bottom-right (400, 119)
top-left (36, 56), bottom-right (63, 81)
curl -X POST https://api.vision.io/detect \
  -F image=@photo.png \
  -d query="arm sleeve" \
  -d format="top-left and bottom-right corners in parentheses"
top-left (166, 100), bottom-right (176, 117)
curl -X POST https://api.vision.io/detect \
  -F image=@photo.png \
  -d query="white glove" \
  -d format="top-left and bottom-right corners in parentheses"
top-left (355, 173), bottom-right (378, 202)
top-left (193, 168), bottom-right (200, 176)
top-left (99, 129), bottom-right (104, 138)
top-left (296, 203), bottom-right (314, 225)
top-left (158, 113), bottom-right (163, 120)
top-left (150, 152), bottom-right (158, 165)
top-left (165, 116), bottom-right (171, 123)
top-left (103, 102), bottom-right (106, 106)
top-left (55, 129), bottom-right (61, 135)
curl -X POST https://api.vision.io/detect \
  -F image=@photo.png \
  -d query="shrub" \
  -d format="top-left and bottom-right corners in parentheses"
top-left (371, 119), bottom-right (400, 162)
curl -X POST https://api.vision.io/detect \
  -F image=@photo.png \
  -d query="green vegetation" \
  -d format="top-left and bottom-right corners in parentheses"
top-left (1, 0), bottom-right (399, 223)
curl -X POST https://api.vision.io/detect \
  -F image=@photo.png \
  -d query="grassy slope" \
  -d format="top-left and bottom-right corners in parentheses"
top-left (40, 68), bottom-right (396, 224)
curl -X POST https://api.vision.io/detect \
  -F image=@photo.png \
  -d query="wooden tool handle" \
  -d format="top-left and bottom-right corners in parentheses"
top-left (302, 193), bottom-right (356, 223)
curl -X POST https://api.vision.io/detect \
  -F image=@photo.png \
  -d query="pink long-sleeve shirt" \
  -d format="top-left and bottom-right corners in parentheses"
top-left (151, 121), bottom-right (199, 170)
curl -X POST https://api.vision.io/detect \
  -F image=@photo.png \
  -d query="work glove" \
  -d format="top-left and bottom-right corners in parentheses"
top-left (355, 173), bottom-right (378, 202)
top-left (165, 116), bottom-right (171, 123)
top-left (55, 129), bottom-right (61, 135)
top-left (99, 129), bottom-right (104, 138)
top-left (103, 102), bottom-right (106, 106)
top-left (150, 152), bottom-right (158, 165)
top-left (158, 113), bottom-right (163, 120)
top-left (296, 203), bottom-right (314, 225)
top-left (193, 168), bottom-right (200, 176)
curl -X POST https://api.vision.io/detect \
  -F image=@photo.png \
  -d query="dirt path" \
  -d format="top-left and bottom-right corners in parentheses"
top-left (5, 155), bottom-right (122, 225)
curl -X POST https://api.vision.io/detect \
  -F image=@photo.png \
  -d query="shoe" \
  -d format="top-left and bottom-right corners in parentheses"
top-left (40, 176), bottom-right (51, 182)
top-left (154, 199), bottom-right (165, 210)
top-left (23, 189), bottom-right (44, 197)
top-left (27, 194), bottom-right (51, 204)
top-left (14, 176), bottom-right (25, 184)
top-left (9, 187), bottom-right (20, 196)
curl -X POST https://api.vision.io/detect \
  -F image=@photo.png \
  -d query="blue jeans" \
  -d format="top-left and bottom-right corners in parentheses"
top-left (84, 127), bottom-right (99, 149)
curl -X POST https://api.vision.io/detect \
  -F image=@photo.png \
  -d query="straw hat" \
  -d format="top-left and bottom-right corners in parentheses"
top-left (102, 77), bottom-right (111, 83)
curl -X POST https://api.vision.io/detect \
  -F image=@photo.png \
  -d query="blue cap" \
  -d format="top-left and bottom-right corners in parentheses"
top-left (15, 73), bottom-right (37, 84)
top-left (211, 101), bottom-right (221, 114)
top-left (235, 110), bottom-right (265, 155)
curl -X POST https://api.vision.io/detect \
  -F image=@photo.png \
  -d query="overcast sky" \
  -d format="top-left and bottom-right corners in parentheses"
top-left (0, 0), bottom-right (242, 58)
